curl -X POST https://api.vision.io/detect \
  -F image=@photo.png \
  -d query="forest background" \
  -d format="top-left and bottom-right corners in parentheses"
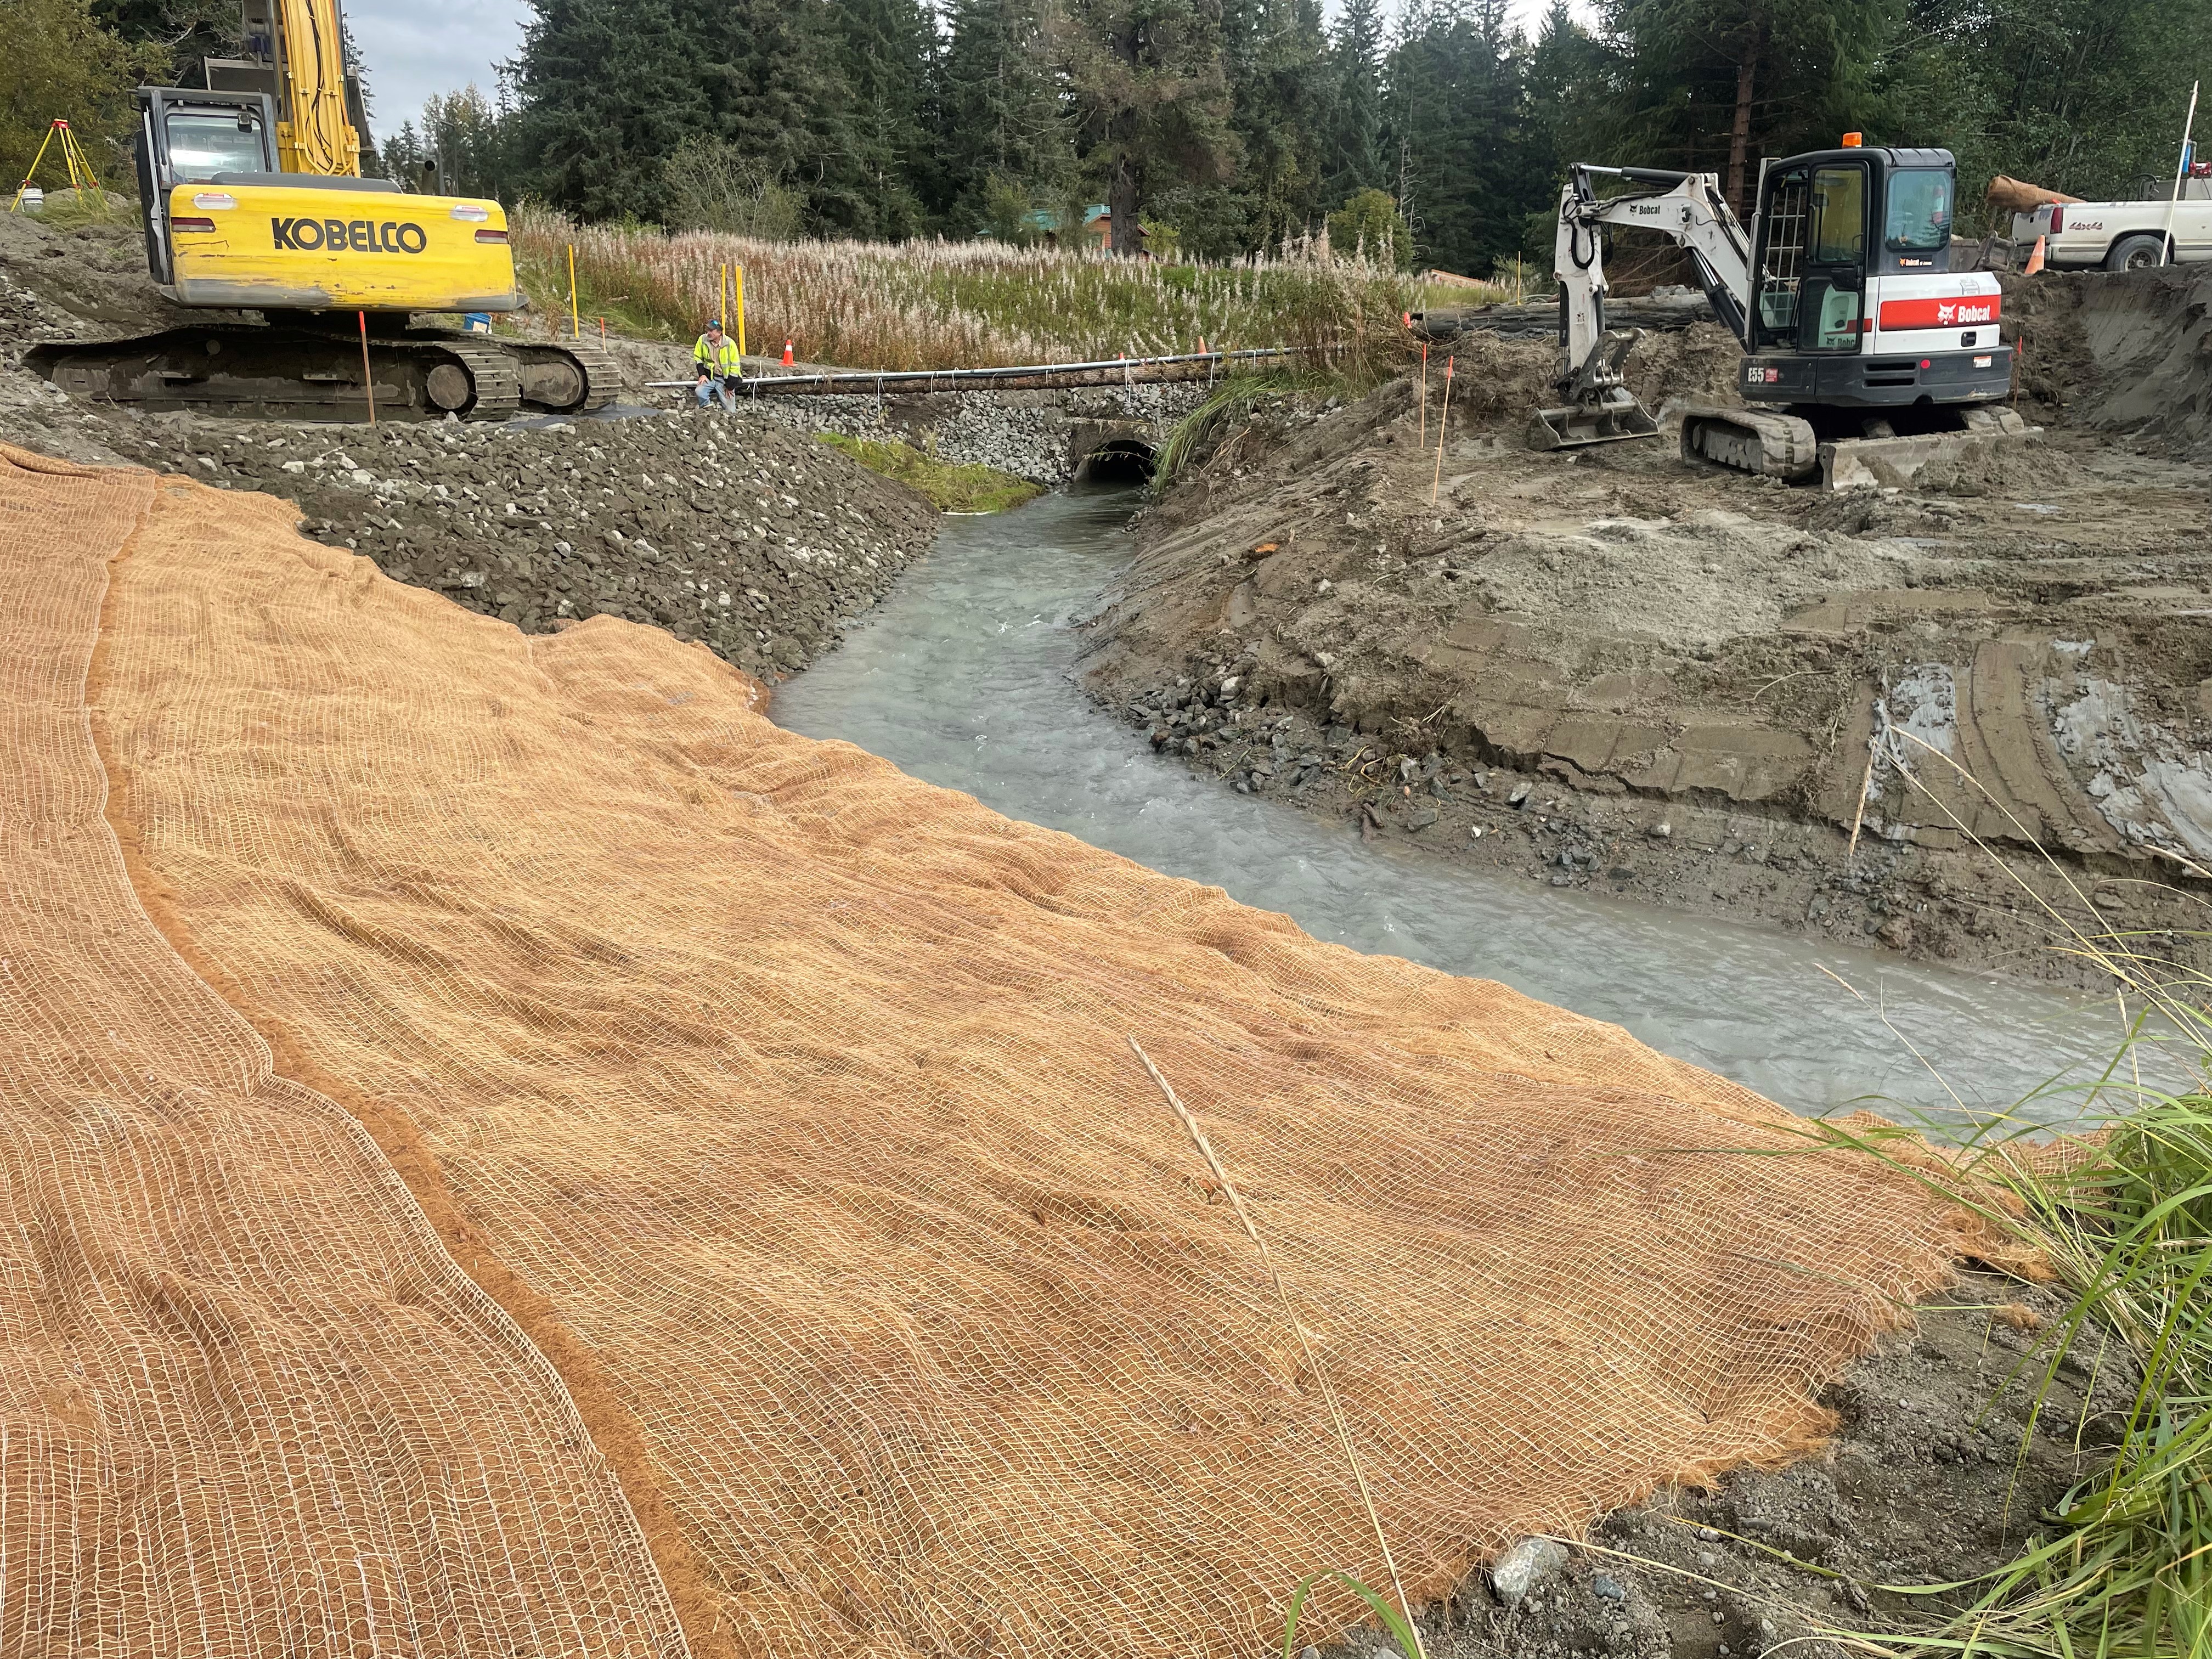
top-left (6, 0), bottom-right (2210, 280)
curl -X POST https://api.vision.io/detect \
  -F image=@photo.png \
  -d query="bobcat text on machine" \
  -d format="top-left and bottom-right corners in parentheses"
top-left (27, 0), bottom-right (613, 421)
top-left (1531, 136), bottom-right (2027, 488)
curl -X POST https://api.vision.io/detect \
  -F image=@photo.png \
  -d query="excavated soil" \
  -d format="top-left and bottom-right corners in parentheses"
top-left (0, 207), bottom-right (938, 682)
top-left (1081, 278), bottom-right (2212, 990)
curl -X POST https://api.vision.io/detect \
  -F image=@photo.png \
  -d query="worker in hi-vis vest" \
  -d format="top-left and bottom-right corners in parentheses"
top-left (693, 320), bottom-right (742, 411)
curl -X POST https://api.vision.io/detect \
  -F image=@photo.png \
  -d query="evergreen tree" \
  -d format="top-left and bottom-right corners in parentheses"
top-left (1320, 0), bottom-right (1388, 204)
top-left (1906, 0), bottom-right (2212, 212)
top-left (837, 0), bottom-right (935, 235)
top-left (1386, 0), bottom-right (1543, 277)
top-left (1598, 0), bottom-right (1899, 213)
top-left (89, 0), bottom-right (232, 88)
top-left (380, 117), bottom-right (424, 185)
top-left (935, 0), bottom-right (1073, 230)
top-left (1515, 2), bottom-right (1616, 260)
top-left (1059, 0), bottom-right (1239, 253)
top-left (679, 0), bottom-right (872, 233)
top-left (418, 85), bottom-right (514, 198)
top-left (512, 0), bottom-right (706, 220)
top-left (1220, 0), bottom-right (1330, 250)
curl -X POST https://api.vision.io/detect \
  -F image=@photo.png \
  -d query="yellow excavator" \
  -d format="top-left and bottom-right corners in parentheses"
top-left (28, 0), bottom-right (612, 421)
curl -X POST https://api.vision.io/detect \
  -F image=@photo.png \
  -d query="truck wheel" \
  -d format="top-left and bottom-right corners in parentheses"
top-left (2105, 233), bottom-right (2170, 272)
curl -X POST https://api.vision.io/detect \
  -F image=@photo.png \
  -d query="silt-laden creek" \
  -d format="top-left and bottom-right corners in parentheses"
top-left (775, 487), bottom-right (2134, 1124)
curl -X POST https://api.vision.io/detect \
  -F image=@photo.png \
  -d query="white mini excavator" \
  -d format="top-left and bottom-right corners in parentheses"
top-left (1532, 139), bottom-right (2026, 487)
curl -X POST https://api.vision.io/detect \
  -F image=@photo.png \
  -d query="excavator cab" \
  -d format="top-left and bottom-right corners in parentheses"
top-left (131, 87), bottom-right (279, 286)
top-left (1736, 147), bottom-right (2000, 411)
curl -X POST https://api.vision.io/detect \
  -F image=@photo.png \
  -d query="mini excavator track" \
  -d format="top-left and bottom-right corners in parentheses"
top-left (26, 325), bottom-right (619, 424)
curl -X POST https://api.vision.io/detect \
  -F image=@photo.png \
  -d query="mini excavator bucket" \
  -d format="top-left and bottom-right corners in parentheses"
top-left (1527, 330), bottom-right (1660, 452)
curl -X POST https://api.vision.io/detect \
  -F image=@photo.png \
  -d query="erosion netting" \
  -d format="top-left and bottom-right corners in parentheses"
top-left (0, 446), bottom-right (687, 1658)
top-left (16, 445), bottom-right (2008, 1659)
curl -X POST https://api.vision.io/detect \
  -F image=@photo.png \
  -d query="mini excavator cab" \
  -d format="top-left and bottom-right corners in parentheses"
top-left (1747, 147), bottom-right (1956, 360)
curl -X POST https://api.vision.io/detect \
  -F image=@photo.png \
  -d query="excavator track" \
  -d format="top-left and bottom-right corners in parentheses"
top-left (512, 336), bottom-right (619, 414)
top-left (25, 324), bottom-right (611, 424)
top-left (1677, 404), bottom-right (1821, 480)
top-left (431, 337), bottom-right (522, 422)
top-left (1679, 402), bottom-right (2030, 488)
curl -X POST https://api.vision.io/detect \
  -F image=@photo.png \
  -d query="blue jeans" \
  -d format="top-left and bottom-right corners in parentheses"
top-left (695, 376), bottom-right (738, 411)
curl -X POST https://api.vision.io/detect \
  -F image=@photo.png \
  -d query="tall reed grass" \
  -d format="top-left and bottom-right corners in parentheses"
top-left (511, 206), bottom-right (1437, 380)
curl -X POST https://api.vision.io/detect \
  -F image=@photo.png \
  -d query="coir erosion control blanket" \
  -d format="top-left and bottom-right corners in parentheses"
top-left (0, 447), bottom-right (685, 1657)
top-left (10, 444), bottom-right (1993, 1659)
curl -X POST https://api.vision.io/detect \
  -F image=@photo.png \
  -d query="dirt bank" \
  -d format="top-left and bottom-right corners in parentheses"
top-left (1080, 281), bottom-right (2212, 989)
top-left (0, 207), bottom-right (938, 680)
top-left (1356, 1269), bottom-right (2126, 1659)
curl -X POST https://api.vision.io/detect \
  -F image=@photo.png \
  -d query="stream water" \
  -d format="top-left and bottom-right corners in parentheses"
top-left (775, 487), bottom-right (2134, 1125)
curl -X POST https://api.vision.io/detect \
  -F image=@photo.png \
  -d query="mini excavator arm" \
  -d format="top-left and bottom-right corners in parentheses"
top-left (1553, 167), bottom-right (1752, 368)
top-left (1530, 166), bottom-right (1753, 451)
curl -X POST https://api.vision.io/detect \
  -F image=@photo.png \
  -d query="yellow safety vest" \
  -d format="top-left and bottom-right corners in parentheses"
top-left (695, 334), bottom-right (742, 377)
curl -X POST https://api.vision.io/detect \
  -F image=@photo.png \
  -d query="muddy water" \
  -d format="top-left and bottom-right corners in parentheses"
top-left (775, 488), bottom-right (2130, 1125)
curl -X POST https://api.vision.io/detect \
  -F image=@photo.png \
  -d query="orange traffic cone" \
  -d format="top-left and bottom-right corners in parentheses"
top-left (2023, 235), bottom-right (2046, 276)
top-left (781, 338), bottom-right (794, 366)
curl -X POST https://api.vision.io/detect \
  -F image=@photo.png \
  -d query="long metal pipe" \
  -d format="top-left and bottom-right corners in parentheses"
top-left (644, 346), bottom-right (1296, 398)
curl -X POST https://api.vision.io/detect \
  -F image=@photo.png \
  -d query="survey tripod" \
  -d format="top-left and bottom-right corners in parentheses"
top-left (9, 118), bottom-right (110, 211)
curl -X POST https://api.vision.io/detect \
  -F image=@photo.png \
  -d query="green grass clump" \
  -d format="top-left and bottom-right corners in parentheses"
top-left (22, 187), bottom-right (134, 230)
top-left (1157, 369), bottom-right (1353, 482)
top-left (814, 432), bottom-right (1041, 514)
top-left (1928, 1092), bottom-right (2212, 1659)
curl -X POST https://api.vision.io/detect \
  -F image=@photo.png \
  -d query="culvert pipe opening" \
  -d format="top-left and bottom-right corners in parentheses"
top-left (1075, 439), bottom-right (1156, 483)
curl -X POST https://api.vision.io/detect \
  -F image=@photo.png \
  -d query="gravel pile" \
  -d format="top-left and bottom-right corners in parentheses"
top-left (97, 409), bottom-right (940, 680)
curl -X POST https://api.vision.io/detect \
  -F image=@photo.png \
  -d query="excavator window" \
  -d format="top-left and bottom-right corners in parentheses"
top-left (1755, 168), bottom-right (1810, 343)
top-left (1755, 161), bottom-right (1866, 354)
top-left (1883, 170), bottom-right (1952, 252)
top-left (164, 109), bottom-right (268, 180)
top-left (1807, 167), bottom-right (1866, 264)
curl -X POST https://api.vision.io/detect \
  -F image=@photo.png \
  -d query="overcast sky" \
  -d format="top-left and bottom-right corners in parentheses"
top-left (349, 0), bottom-right (532, 133)
top-left (347, 0), bottom-right (1582, 140)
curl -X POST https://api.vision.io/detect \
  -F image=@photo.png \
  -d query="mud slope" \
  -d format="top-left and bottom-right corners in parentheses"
top-left (2006, 266), bottom-right (2212, 454)
top-left (1080, 299), bottom-right (2212, 986)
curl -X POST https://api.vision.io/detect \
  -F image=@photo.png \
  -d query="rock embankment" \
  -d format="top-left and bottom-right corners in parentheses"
top-left (97, 411), bottom-right (938, 680)
top-left (0, 209), bottom-right (940, 681)
top-left (761, 383), bottom-right (1205, 484)
top-left (610, 336), bottom-right (1205, 483)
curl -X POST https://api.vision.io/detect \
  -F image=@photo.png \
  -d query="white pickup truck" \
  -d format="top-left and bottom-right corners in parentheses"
top-left (2011, 174), bottom-right (2212, 270)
